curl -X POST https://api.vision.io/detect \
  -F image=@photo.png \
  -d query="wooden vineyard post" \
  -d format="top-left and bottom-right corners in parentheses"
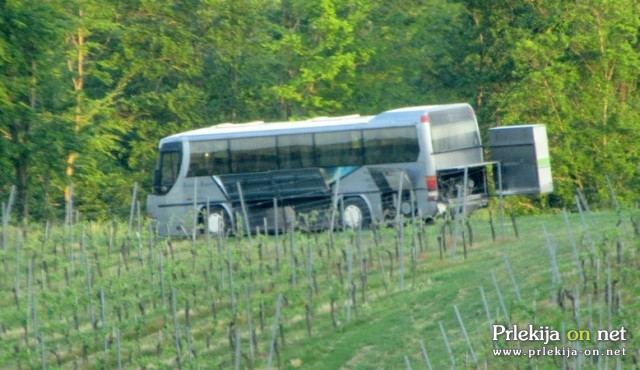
top-left (191, 180), bottom-right (198, 243)
top-left (14, 228), bottom-right (21, 311)
top-left (451, 185), bottom-right (462, 259)
top-left (346, 230), bottom-right (354, 322)
top-left (237, 182), bottom-right (252, 244)
top-left (378, 253), bottom-right (389, 295)
top-left (158, 250), bottom-right (166, 310)
top-left (605, 175), bottom-right (620, 212)
top-left (266, 294), bottom-right (283, 370)
top-left (357, 225), bottom-right (367, 303)
top-left (226, 235), bottom-right (236, 316)
top-left (290, 222), bottom-right (296, 287)
top-left (491, 271), bottom-right (510, 326)
top-left (509, 206), bottom-right (519, 239)
top-left (128, 182), bottom-right (137, 236)
top-left (503, 255), bottom-right (521, 302)
top-left (234, 328), bottom-right (241, 370)
top-left (438, 321), bottom-right (455, 368)
top-left (100, 288), bottom-right (107, 331)
top-left (116, 327), bottom-right (122, 370)
top-left (244, 284), bottom-right (255, 365)
top-left (217, 228), bottom-right (225, 292)
top-left (419, 340), bottom-right (433, 370)
top-left (488, 210), bottom-right (496, 243)
top-left (479, 286), bottom-right (493, 331)
top-left (39, 332), bottom-right (45, 370)
top-left (576, 186), bottom-right (594, 224)
top-left (171, 288), bottom-right (182, 369)
top-left (329, 177), bottom-right (340, 239)
top-left (563, 208), bottom-right (584, 285)
top-left (136, 232), bottom-right (143, 268)
top-left (404, 355), bottom-right (412, 369)
top-left (575, 195), bottom-right (595, 254)
top-left (273, 198), bottom-right (280, 272)
top-left (454, 304), bottom-right (477, 365)
top-left (543, 226), bottom-right (562, 295)
top-left (616, 239), bottom-right (623, 268)
top-left (305, 300), bottom-right (313, 337)
top-left (330, 296), bottom-right (337, 328)
top-left (398, 214), bottom-right (405, 291)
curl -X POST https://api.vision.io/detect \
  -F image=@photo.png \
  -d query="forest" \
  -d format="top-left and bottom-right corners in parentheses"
top-left (1, 0), bottom-right (639, 221)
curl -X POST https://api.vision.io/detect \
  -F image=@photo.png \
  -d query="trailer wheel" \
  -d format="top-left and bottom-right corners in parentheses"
top-left (341, 197), bottom-right (371, 229)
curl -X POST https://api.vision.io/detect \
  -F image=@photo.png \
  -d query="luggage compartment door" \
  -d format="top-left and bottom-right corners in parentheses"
top-left (488, 124), bottom-right (553, 195)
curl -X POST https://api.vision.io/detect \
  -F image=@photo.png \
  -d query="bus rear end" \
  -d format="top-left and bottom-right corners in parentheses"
top-left (425, 104), bottom-right (489, 210)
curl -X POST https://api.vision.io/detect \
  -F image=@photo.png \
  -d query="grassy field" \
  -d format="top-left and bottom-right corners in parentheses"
top-left (0, 204), bottom-right (638, 369)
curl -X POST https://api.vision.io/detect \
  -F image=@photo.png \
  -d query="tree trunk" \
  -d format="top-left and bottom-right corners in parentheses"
top-left (65, 10), bottom-right (85, 202)
top-left (9, 120), bottom-right (30, 223)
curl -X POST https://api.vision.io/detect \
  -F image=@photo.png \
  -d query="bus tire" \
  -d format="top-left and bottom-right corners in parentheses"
top-left (199, 206), bottom-right (231, 236)
top-left (341, 197), bottom-right (371, 230)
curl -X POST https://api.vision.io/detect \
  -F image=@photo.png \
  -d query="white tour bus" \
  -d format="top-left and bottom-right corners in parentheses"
top-left (147, 103), bottom-right (499, 236)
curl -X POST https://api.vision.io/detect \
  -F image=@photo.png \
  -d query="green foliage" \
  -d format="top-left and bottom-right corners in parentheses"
top-left (500, 0), bottom-right (640, 208)
top-left (1, 0), bottom-right (640, 218)
top-left (0, 0), bottom-right (72, 220)
top-left (266, 0), bottom-right (373, 117)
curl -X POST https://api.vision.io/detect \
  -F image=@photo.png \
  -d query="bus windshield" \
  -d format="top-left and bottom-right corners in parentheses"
top-left (154, 143), bottom-right (182, 195)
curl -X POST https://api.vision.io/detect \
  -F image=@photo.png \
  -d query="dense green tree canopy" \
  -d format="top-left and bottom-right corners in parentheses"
top-left (1, 0), bottom-right (639, 219)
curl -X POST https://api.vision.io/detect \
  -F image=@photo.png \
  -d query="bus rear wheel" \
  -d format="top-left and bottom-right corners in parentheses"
top-left (341, 197), bottom-right (371, 230)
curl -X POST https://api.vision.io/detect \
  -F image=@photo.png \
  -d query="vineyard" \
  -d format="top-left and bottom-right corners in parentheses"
top-left (0, 192), bottom-right (639, 369)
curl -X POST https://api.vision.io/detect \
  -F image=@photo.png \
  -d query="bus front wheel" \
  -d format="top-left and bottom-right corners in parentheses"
top-left (341, 197), bottom-right (371, 230)
top-left (200, 206), bottom-right (231, 236)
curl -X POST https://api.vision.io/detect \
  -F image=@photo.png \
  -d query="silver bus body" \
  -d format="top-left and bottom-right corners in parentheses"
top-left (147, 103), bottom-right (488, 236)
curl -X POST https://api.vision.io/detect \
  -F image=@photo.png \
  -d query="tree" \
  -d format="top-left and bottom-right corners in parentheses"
top-left (350, 0), bottom-right (468, 113)
top-left (500, 0), bottom-right (640, 205)
top-left (0, 0), bottom-right (71, 221)
top-left (60, 0), bottom-right (127, 218)
top-left (266, 0), bottom-right (373, 118)
top-left (195, 0), bottom-right (281, 122)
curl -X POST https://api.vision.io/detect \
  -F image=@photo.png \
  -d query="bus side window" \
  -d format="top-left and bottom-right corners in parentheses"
top-left (230, 136), bottom-right (276, 173)
top-left (315, 130), bottom-right (362, 167)
top-left (347, 130), bottom-right (363, 165)
top-left (278, 134), bottom-right (314, 170)
top-left (363, 127), bottom-right (419, 164)
top-left (188, 140), bottom-right (230, 177)
top-left (213, 140), bottom-right (230, 175)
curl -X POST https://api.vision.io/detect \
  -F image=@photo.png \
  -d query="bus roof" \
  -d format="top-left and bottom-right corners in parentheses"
top-left (161, 115), bottom-right (372, 144)
top-left (371, 103), bottom-right (473, 124)
top-left (160, 103), bottom-right (472, 145)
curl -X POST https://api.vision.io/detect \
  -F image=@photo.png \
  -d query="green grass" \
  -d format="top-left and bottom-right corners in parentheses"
top-left (294, 209), bottom-right (638, 369)
top-left (0, 207), bottom-right (638, 369)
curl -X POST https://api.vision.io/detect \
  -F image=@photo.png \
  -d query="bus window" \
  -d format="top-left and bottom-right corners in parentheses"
top-left (188, 140), bottom-right (230, 176)
top-left (230, 136), bottom-right (277, 173)
top-left (277, 134), bottom-right (314, 169)
top-left (315, 130), bottom-right (363, 167)
top-left (429, 106), bottom-right (480, 153)
top-left (363, 127), bottom-right (419, 164)
top-left (156, 150), bottom-right (181, 194)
